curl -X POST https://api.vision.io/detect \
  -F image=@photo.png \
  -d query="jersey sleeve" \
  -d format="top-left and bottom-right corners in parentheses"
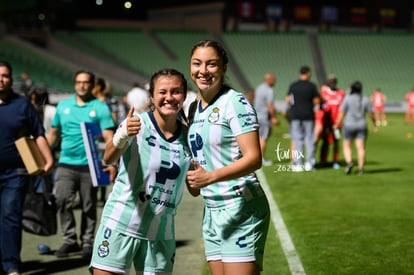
top-left (228, 92), bottom-right (259, 137)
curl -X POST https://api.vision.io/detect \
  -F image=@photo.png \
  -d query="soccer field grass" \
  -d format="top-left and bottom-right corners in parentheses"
top-left (257, 113), bottom-right (414, 274)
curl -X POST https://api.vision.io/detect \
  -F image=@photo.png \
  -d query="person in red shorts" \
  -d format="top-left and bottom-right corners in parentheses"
top-left (315, 75), bottom-right (345, 169)
top-left (370, 88), bottom-right (387, 126)
top-left (405, 87), bottom-right (414, 124)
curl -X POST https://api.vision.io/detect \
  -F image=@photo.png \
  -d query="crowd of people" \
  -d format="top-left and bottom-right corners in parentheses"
top-left (255, 66), bottom-right (386, 175)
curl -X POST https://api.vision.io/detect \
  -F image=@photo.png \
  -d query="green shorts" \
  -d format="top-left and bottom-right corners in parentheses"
top-left (202, 195), bottom-right (270, 270)
top-left (90, 224), bottom-right (175, 274)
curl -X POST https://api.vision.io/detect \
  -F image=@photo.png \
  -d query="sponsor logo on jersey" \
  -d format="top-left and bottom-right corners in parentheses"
top-left (151, 197), bottom-right (176, 209)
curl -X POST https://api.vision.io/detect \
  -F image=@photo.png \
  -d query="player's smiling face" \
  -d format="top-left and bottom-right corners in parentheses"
top-left (190, 46), bottom-right (226, 95)
top-left (151, 75), bottom-right (186, 116)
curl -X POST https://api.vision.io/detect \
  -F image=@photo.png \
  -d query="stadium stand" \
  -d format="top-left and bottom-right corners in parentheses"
top-left (3, 27), bottom-right (414, 110)
top-left (73, 28), bottom-right (168, 79)
top-left (53, 31), bottom-right (121, 65)
top-left (222, 31), bottom-right (316, 101)
top-left (60, 29), bottom-right (243, 93)
top-left (0, 36), bottom-right (74, 94)
top-left (319, 32), bottom-right (414, 103)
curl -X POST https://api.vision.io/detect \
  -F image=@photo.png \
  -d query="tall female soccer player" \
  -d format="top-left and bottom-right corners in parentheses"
top-left (186, 40), bottom-right (271, 275)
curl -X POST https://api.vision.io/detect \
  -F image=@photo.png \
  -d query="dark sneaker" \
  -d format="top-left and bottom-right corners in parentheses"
top-left (82, 245), bottom-right (93, 260)
top-left (357, 169), bottom-right (364, 176)
top-left (345, 162), bottom-right (354, 175)
top-left (54, 243), bottom-right (81, 257)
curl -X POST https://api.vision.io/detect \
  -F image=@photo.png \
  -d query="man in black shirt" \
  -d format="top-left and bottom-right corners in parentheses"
top-left (285, 66), bottom-right (320, 171)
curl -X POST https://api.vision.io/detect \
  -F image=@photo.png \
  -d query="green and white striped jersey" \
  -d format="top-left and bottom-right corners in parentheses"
top-left (188, 88), bottom-right (265, 209)
top-left (100, 111), bottom-right (191, 240)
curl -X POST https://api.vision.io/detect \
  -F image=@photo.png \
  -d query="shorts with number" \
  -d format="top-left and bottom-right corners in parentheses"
top-left (90, 224), bottom-right (176, 274)
top-left (202, 195), bottom-right (270, 270)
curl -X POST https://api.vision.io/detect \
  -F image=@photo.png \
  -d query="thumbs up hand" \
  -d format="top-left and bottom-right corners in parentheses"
top-left (113, 107), bottom-right (141, 148)
top-left (126, 106), bottom-right (141, 136)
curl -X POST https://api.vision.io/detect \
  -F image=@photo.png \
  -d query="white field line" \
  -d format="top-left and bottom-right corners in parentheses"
top-left (257, 169), bottom-right (306, 275)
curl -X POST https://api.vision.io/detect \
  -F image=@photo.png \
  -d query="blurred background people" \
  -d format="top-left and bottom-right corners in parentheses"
top-left (405, 87), bottom-right (414, 124)
top-left (334, 81), bottom-right (377, 176)
top-left (285, 65), bottom-right (320, 172)
top-left (47, 70), bottom-right (115, 260)
top-left (116, 91), bottom-right (130, 125)
top-left (92, 76), bottom-right (118, 205)
top-left (92, 77), bottom-right (118, 126)
top-left (370, 88), bottom-right (387, 126)
top-left (315, 74), bottom-right (345, 169)
top-left (17, 72), bottom-right (34, 96)
top-left (254, 72), bottom-right (278, 166)
top-left (0, 60), bottom-right (54, 275)
top-left (27, 84), bottom-right (50, 123)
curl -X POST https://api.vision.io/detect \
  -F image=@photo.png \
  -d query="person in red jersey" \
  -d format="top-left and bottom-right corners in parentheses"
top-left (370, 88), bottom-right (387, 126)
top-left (405, 87), bottom-right (414, 124)
top-left (315, 75), bottom-right (345, 169)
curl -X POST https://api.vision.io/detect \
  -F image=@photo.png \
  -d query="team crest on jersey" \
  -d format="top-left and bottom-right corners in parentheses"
top-left (89, 109), bottom-right (97, 117)
top-left (98, 240), bottom-right (110, 257)
top-left (208, 107), bottom-right (220, 123)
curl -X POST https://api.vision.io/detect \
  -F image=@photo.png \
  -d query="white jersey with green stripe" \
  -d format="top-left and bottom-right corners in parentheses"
top-left (188, 88), bottom-right (265, 209)
top-left (100, 111), bottom-right (191, 240)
